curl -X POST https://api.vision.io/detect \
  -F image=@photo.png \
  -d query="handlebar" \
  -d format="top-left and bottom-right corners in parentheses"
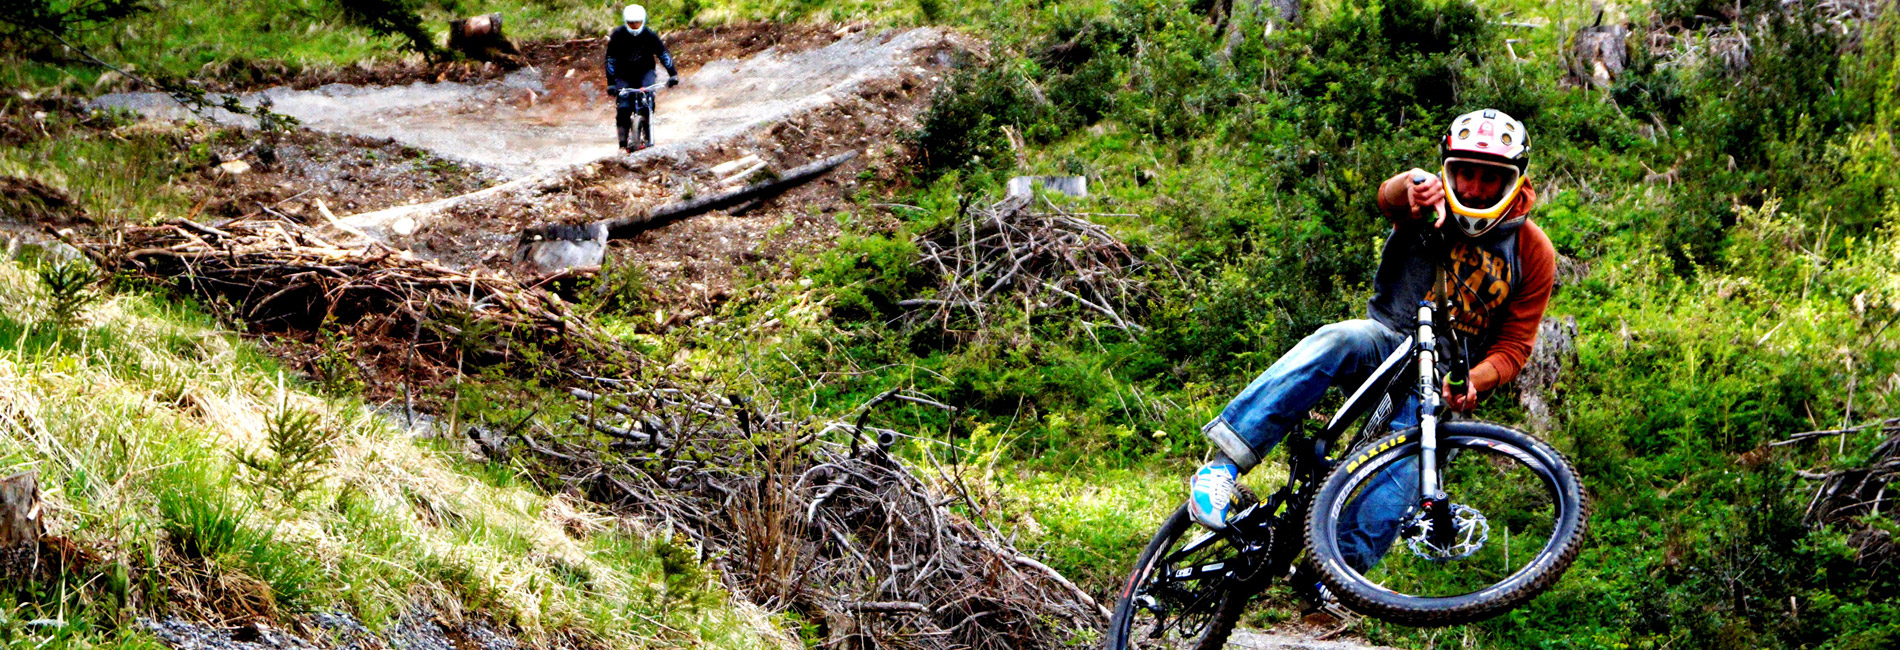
top-left (1410, 171), bottom-right (1447, 225)
top-left (616, 80), bottom-right (671, 97)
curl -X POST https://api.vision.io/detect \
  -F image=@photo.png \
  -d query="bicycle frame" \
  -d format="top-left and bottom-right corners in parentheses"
top-left (1135, 300), bottom-right (1460, 626)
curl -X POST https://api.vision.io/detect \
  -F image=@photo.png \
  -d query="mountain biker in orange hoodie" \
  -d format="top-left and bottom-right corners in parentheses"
top-left (1188, 109), bottom-right (1554, 580)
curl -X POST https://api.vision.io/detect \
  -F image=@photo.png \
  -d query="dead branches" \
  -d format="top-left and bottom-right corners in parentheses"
top-left (527, 379), bottom-right (1102, 649)
top-left (903, 194), bottom-right (1151, 337)
top-left (88, 216), bottom-right (632, 374)
top-left (1794, 423), bottom-right (1900, 575)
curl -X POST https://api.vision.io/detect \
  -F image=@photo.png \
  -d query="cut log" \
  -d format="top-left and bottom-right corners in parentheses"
top-left (448, 13), bottom-right (524, 65)
top-left (716, 160), bottom-right (771, 188)
top-left (602, 150), bottom-right (858, 239)
top-left (709, 154), bottom-right (763, 177)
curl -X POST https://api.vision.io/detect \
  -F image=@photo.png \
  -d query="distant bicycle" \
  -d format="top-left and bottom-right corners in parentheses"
top-left (1106, 265), bottom-right (1588, 648)
top-left (616, 80), bottom-right (669, 152)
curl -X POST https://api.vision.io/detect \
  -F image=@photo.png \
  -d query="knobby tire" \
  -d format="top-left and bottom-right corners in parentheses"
top-left (1105, 504), bottom-right (1248, 650)
top-left (1303, 420), bottom-right (1588, 626)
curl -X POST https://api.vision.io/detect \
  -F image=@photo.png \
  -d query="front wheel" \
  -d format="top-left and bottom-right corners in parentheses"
top-left (1105, 504), bottom-right (1248, 650)
top-left (1303, 421), bottom-right (1587, 626)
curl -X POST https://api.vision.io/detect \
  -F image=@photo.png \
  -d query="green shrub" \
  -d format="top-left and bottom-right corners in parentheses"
top-left (233, 405), bottom-right (338, 503)
top-left (35, 259), bottom-right (102, 331)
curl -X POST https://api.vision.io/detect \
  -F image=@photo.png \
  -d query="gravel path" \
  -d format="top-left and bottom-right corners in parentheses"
top-left (93, 28), bottom-right (950, 180)
top-left (140, 604), bottom-right (526, 650)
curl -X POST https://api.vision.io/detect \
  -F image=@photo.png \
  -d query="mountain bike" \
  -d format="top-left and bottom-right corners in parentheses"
top-left (1106, 282), bottom-right (1588, 647)
top-left (617, 80), bottom-right (668, 151)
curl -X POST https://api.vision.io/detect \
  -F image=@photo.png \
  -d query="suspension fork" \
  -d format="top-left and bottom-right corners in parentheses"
top-left (1414, 301), bottom-right (1453, 540)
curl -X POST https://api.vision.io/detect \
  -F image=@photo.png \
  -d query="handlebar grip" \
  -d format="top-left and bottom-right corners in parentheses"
top-left (1410, 171), bottom-right (1448, 223)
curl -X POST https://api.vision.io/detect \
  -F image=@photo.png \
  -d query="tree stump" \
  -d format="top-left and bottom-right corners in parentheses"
top-left (1516, 316), bottom-right (1579, 432)
top-left (448, 13), bottom-right (523, 66)
top-left (1568, 11), bottom-right (1629, 88)
top-left (0, 471), bottom-right (43, 578)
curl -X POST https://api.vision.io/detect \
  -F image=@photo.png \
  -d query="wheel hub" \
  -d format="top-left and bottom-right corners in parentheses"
top-left (1403, 503), bottom-right (1490, 561)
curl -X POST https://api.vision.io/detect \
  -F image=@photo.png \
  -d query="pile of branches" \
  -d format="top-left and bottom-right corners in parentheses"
top-left (75, 215), bottom-right (1109, 647)
top-left (1788, 419), bottom-right (1900, 574)
top-left (76, 216), bottom-right (632, 373)
top-left (538, 382), bottom-right (1105, 649)
top-left (901, 193), bottom-right (1153, 336)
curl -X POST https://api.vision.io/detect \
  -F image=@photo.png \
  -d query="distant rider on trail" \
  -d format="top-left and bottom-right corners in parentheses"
top-left (605, 4), bottom-right (680, 153)
top-left (1188, 109), bottom-right (1554, 609)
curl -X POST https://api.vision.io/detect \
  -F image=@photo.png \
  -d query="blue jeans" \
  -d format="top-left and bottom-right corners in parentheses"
top-left (1200, 319), bottom-right (1420, 572)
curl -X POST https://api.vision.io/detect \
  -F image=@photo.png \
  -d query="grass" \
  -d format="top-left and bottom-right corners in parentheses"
top-left (0, 255), bottom-right (788, 648)
top-left (0, 107), bottom-right (202, 223)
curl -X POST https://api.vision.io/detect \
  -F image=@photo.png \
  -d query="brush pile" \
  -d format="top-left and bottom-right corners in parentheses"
top-left (75, 216), bottom-right (1105, 648)
top-left (545, 382), bottom-right (1106, 650)
top-left (901, 194), bottom-right (1153, 335)
top-left (1795, 421), bottom-right (1900, 575)
top-left (82, 216), bottom-right (632, 373)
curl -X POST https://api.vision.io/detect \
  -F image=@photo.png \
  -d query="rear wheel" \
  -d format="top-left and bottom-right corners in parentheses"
top-left (1105, 504), bottom-right (1249, 650)
top-left (1303, 421), bottom-right (1587, 626)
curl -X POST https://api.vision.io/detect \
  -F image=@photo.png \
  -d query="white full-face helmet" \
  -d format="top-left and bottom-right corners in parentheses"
top-left (1438, 109), bottom-right (1531, 237)
top-left (623, 5), bottom-right (647, 30)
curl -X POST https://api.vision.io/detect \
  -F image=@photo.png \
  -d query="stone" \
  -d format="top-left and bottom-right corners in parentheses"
top-left (1006, 175), bottom-right (1088, 199)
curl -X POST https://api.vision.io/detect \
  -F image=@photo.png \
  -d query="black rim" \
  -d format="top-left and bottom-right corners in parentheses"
top-left (1115, 512), bottom-right (1248, 649)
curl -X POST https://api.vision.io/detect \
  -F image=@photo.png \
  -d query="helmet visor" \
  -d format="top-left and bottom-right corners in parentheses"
top-left (1442, 158), bottom-right (1524, 217)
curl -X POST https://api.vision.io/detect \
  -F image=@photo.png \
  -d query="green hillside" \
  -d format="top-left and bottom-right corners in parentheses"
top-left (685, 1), bottom-right (1900, 648)
top-left (4, 0), bottom-right (1899, 649)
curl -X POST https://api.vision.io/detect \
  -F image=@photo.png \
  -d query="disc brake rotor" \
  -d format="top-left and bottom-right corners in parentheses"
top-left (1402, 504), bottom-right (1490, 561)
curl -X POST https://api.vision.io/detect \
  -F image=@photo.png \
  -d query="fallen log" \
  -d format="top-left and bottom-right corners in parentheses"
top-left (603, 150), bottom-right (859, 239)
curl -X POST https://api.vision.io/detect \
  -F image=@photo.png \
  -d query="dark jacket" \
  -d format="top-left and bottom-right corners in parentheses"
top-left (604, 25), bottom-right (677, 90)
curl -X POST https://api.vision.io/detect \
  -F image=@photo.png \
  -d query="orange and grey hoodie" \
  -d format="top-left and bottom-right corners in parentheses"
top-left (1371, 185), bottom-right (1555, 394)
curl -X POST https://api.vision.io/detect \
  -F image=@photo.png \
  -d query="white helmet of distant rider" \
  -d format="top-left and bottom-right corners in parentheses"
top-left (1438, 108), bottom-right (1530, 238)
top-left (623, 5), bottom-right (647, 31)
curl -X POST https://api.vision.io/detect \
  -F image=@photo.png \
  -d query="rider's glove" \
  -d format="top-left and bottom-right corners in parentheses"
top-left (617, 87), bottom-right (634, 98)
top-left (666, 77), bottom-right (680, 88)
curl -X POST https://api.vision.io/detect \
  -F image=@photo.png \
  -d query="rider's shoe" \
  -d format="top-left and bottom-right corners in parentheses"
top-left (1188, 458), bottom-right (1239, 529)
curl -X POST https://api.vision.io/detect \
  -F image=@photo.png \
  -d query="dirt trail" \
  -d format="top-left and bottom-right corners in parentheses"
top-left (96, 27), bottom-right (951, 181)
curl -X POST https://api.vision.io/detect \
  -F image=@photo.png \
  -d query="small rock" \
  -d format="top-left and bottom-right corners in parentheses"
top-left (392, 217), bottom-right (419, 236)
top-left (218, 159), bottom-right (252, 176)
